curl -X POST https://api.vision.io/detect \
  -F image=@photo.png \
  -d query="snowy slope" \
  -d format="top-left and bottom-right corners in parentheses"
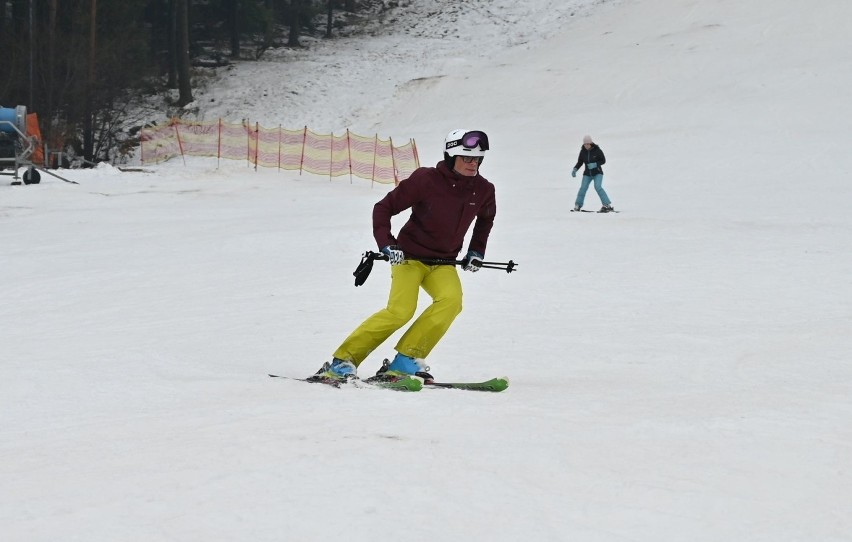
top-left (2, 1), bottom-right (851, 541)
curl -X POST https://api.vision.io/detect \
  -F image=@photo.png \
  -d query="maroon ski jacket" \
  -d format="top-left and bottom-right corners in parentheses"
top-left (373, 161), bottom-right (496, 260)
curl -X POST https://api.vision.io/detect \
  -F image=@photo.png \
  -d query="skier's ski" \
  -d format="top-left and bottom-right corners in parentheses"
top-left (268, 373), bottom-right (422, 391)
top-left (571, 209), bottom-right (620, 214)
top-left (361, 373), bottom-right (427, 391)
top-left (423, 377), bottom-right (509, 392)
top-left (268, 373), bottom-right (509, 391)
top-left (269, 374), bottom-right (347, 388)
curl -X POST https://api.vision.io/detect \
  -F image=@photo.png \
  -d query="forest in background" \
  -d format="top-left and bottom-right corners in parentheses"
top-left (0, 0), bottom-right (373, 164)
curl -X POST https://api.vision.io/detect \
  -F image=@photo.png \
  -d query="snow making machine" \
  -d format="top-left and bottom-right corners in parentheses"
top-left (0, 105), bottom-right (41, 185)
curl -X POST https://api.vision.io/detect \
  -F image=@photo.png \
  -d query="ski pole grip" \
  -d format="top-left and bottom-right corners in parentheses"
top-left (354, 251), bottom-right (386, 286)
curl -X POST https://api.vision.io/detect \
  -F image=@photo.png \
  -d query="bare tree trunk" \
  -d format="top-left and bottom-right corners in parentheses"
top-left (167, 0), bottom-right (177, 88)
top-left (262, 0), bottom-right (275, 51)
top-left (83, 0), bottom-right (97, 161)
top-left (287, 0), bottom-right (300, 47)
top-left (176, 0), bottom-right (193, 106)
top-left (229, 0), bottom-right (239, 58)
top-left (8, 0), bottom-right (25, 40)
top-left (47, 0), bottom-right (57, 104)
top-left (46, 0), bottom-right (58, 148)
top-left (326, 0), bottom-right (332, 38)
top-left (28, 0), bottom-right (34, 110)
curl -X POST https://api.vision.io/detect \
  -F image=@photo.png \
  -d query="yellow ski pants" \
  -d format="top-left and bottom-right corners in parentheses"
top-left (333, 261), bottom-right (463, 366)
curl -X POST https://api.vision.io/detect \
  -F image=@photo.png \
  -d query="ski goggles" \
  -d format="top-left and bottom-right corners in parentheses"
top-left (446, 130), bottom-right (490, 152)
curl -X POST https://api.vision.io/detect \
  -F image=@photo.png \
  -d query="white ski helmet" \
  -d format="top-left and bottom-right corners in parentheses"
top-left (444, 129), bottom-right (489, 158)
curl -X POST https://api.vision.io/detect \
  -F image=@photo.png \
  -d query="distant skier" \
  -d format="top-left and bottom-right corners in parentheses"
top-left (312, 129), bottom-right (497, 383)
top-left (572, 135), bottom-right (614, 212)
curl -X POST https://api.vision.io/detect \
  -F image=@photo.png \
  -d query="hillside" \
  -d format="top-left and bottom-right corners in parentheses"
top-left (2, 1), bottom-right (851, 541)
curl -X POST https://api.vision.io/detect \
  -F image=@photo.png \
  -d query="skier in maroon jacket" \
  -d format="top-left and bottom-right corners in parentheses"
top-left (313, 129), bottom-right (496, 383)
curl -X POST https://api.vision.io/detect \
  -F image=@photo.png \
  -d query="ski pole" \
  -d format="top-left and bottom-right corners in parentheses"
top-left (354, 250), bottom-right (518, 286)
top-left (377, 251), bottom-right (517, 272)
top-left (415, 257), bottom-right (518, 272)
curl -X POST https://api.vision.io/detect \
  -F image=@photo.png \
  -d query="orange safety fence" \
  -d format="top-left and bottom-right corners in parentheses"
top-left (140, 118), bottom-right (420, 185)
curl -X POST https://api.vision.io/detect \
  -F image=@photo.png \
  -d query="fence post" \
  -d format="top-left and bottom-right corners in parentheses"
top-left (299, 126), bottom-right (307, 176)
top-left (217, 119), bottom-right (222, 169)
top-left (245, 119), bottom-right (250, 168)
top-left (255, 122), bottom-right (260, 171)
top-left (174, 119), bottom-right (186, 166)
top-left (390, 137), bottom-right (398, 185)
top-left (411, 138), bottom-right (420, 168)
top-left (371, 134), bottom-right (378, 187)
top-left (346, 129), bottom-right (353, 184)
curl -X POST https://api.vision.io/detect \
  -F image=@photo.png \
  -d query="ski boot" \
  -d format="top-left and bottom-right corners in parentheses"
top-left (599, 204), bottom-right (614, 213)
top-left (369, 352), bottom-right (434, 384)
top-left (573, 205), bottom-right (582, 212)
top-left (308, 358), bottom-right (358, 385)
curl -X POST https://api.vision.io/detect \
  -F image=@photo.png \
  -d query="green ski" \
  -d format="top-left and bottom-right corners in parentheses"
top-left (268, 373), bottom-right (423, 392)
top-left (423, 377), bottom-right (509, 392)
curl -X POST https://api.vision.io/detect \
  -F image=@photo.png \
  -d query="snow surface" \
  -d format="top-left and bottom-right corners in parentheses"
top-left (3, 0), bottom-right (852, 540)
